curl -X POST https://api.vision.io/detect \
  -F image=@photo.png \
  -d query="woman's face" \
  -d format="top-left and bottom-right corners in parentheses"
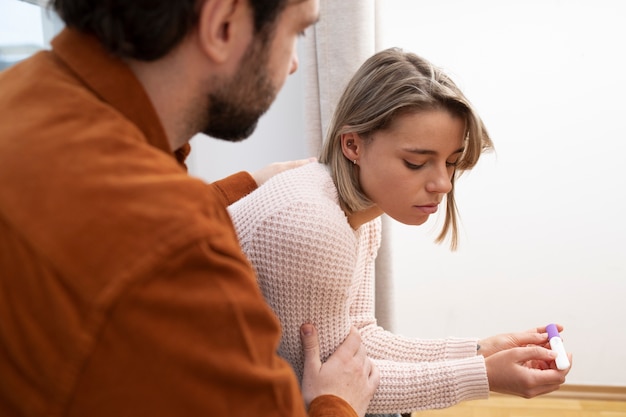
top-left (355, 109), bottom-right (466, 225)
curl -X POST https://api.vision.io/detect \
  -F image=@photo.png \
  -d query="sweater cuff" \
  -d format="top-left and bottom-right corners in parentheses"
top-left (211, 171), bottom-right (257, 206)
top-left (308, 395), bottom-right (357, 417)
top-left (452, 356), bottom-right (490, 402)
top-left (445, 337), bottom-right (481, 360)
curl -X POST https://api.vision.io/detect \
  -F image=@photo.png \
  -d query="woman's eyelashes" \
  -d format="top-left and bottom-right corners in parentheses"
top-left (404, 159), bottom-right (460, 170)
top-left (404, 160), bottom-right (425, 170)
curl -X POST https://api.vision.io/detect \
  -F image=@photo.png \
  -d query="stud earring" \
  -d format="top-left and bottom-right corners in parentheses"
top-left (353, 159), bottom-right (357, 165)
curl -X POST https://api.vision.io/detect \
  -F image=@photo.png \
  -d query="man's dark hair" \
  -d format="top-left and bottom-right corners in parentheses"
top-left (49, 0), bottom-right (288, 61)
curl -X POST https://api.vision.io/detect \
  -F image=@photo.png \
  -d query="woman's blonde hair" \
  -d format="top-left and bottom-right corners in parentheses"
top-left (319, 47), bottom-right (493, 250)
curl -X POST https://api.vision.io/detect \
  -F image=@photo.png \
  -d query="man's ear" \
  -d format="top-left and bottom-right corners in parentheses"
top-left (341, 132), bottom-right (362, 164)
top-left (196, 0), bottom-right (251, 64)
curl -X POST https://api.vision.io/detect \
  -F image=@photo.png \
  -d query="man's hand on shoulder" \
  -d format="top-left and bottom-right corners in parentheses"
top-left (251, 157), bottom-right (317, 187)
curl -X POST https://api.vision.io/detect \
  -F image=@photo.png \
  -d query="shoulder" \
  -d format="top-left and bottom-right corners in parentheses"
top-left (229, 162), bottom-right (342, 224)
top-left (229, 163), bottom-right (354, 248)
top-left (256, 162), bottom-right (337, 203)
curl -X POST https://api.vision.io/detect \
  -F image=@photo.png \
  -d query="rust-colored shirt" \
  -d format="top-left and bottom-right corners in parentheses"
top-left (0, 28), bottom-right (355, 417)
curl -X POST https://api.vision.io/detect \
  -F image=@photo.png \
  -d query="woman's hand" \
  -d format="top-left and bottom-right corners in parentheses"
top-left (477, 324), bottom-right (564, 357)
top-left (485, 345), bottom-right (572, 398)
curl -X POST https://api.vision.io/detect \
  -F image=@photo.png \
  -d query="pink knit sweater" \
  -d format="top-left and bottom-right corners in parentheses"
top-left (228, 163), bottom-right (489, 414)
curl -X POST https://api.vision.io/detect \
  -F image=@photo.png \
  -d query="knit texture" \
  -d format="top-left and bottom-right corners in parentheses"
top-left (229, 163), bottom-right (489, 414)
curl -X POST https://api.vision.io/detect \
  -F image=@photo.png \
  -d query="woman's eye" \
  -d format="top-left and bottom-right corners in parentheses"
top-left (446, 160), bottom-right (460, 167)
top-left (404, 160), bottom-right (425, 170)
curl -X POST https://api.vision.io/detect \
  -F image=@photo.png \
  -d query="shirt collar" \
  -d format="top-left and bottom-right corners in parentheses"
top-left (50, 28), bottom-right (172, 156)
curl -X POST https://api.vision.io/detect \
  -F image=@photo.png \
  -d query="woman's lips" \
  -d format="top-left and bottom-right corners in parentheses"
top-left (414, 204), bottom-right (439, 214)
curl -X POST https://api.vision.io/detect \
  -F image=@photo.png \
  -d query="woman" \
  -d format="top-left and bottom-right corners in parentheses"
top-left (228, 48), bottom-right (570, 415)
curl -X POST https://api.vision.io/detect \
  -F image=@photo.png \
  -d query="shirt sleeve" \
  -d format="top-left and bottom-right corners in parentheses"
top-left (65, 228), bottom-right (309, 417)
top-left (209, 171), bottom-right (257, 206)
top-left (309, 395), bottom-right (357, 417)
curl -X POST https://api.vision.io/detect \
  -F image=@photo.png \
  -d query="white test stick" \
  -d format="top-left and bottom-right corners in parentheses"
top-left (546, 323), bottom-right (570, 371)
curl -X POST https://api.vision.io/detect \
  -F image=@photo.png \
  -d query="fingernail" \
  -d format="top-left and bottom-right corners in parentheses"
top-left (301, 324), bottom-right (313, 336)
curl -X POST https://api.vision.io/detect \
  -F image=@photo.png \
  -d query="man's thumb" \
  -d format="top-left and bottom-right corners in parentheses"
top-left (301, 323), bottom-right (321, 372)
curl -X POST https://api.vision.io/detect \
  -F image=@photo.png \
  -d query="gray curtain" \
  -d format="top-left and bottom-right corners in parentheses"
top-left (302, 0), bottom-right (395, 331)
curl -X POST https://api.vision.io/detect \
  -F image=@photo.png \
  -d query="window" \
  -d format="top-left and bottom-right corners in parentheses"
top-left (0, 0), bottom-right (62, 69)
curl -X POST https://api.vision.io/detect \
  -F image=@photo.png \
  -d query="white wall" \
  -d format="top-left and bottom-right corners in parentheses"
top-left (376, 0), bottom-right (626, 387)
top-left (187, 42), bottom-right (309, 181)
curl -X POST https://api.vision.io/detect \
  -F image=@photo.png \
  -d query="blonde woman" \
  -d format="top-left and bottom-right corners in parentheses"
top-left (229, 48), bottom-right (571, 415)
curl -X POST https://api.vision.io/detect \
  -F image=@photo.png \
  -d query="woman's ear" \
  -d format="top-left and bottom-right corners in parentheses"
top-left (196, 0), bottom-right (251, 64)
top-left (341, 132), bottom-right (362, 164)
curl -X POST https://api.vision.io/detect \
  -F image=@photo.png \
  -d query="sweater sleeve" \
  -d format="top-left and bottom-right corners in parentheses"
top-left (352, 223), bottom-right (481, 364)
top-left (345, 221), bottom-right (489, 413)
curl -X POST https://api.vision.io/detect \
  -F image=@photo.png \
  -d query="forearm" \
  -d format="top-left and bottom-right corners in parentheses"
top-left (358, 323), bottom-right (480, 363)
top-left (366, 356), bottom-right (488, 414)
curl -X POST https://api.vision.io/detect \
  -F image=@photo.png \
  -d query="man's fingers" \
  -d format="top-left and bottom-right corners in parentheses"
top-left (369, 359), bottom-right (381, 383)
top-left (301, 323), bottom-right (322, 373)
top-left (251, 158), bottom-right (317, 186)
top-left (286, 157), bottom-right (317, 169)
top-left (342, 326), bottom-right (363, 358)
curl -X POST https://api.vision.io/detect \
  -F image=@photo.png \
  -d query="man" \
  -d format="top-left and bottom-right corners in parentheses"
top-left (0, 0), bottom-right (379, 416)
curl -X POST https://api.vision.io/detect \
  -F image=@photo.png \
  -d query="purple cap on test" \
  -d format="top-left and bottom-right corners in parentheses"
top-left (546, 323), bottom-right (560, 339)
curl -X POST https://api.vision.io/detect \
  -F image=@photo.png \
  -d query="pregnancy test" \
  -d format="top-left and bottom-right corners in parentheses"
top-left (546, 323), bottom-right (570, 370)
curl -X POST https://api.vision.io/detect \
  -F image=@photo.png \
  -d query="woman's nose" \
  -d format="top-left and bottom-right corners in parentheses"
top-left (426, 165), bottom-right (453, 194)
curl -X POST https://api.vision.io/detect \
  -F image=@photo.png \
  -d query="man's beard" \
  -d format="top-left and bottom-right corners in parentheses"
top-left (202, 39), bottom-right (276, 142)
